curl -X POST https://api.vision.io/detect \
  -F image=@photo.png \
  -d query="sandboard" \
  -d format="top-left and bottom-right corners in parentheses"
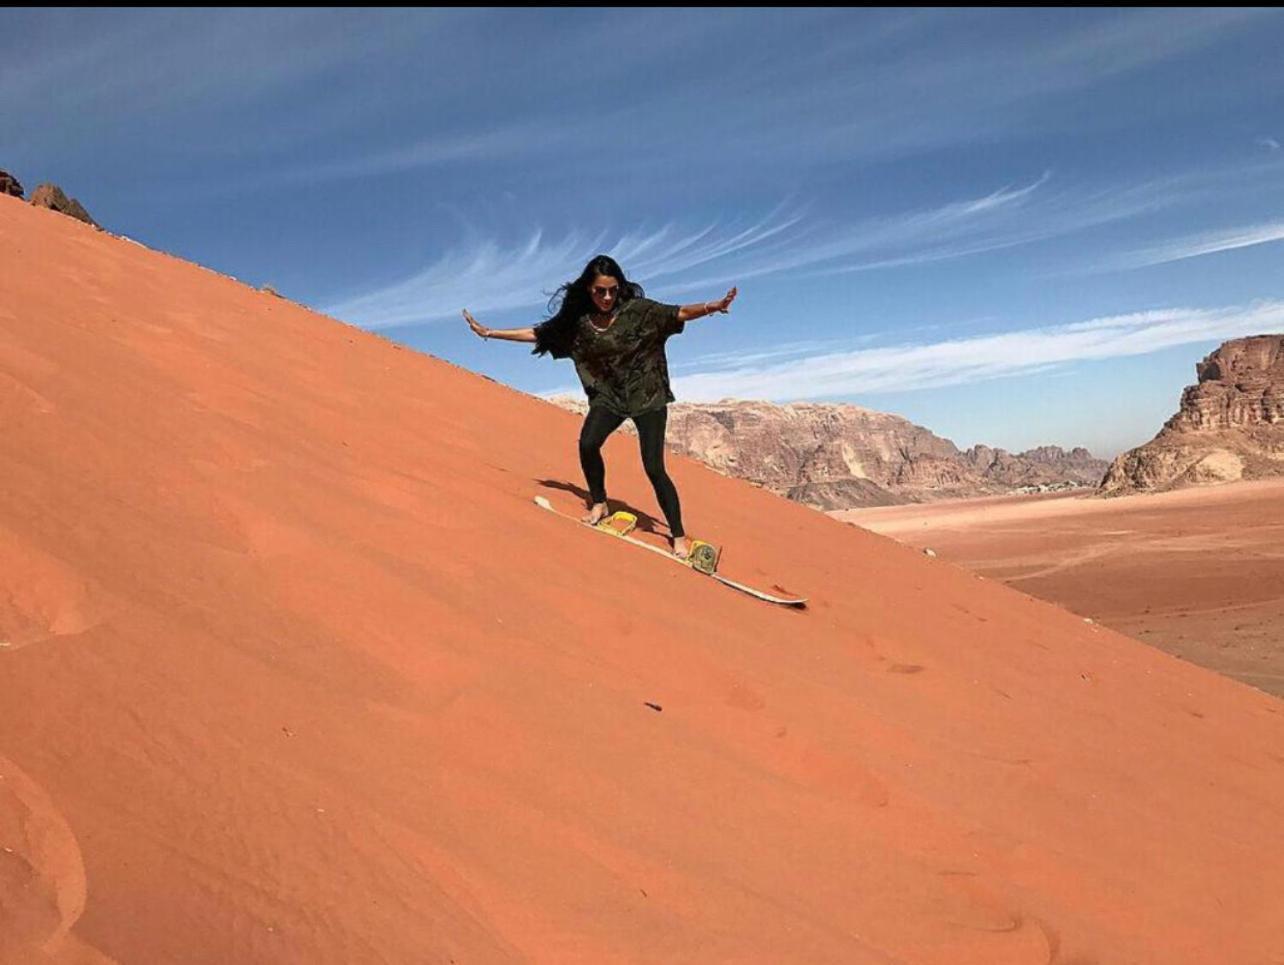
top-left (533, 496), bottom-right (807, 608)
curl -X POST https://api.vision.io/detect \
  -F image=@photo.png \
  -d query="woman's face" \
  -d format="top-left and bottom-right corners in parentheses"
top-left (588, 274), bottom-right (620, 315)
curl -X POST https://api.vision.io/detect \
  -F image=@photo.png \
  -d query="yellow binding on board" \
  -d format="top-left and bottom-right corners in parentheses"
top-left (595, 510), bottom-right (637, 538)
top-left (597, 511), bottom-right (717, 573)
top-left (686, 539), bottom-right (719, 575)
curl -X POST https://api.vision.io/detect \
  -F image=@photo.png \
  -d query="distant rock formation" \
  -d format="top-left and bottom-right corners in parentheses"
top-left (961, 443), bottom-right (1103, 488)
top-left (0, 169), bottom-right (23, 198)
top-left (1100, 335), bottom-right (1284, 495)
top-left (547, 396), bottom-right (1106, 509)
top-left (29, 183), bottom-right (98, 228)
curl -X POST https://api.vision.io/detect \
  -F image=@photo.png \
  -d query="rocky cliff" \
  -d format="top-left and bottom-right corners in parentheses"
top-left (548, 397), bottom-right (1106, 509)
top-left (1101, 335), bottom-right (1284, 495)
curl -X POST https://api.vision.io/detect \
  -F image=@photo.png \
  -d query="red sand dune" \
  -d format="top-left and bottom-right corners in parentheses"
top-left (1, 194), bottom-right (1283, 963)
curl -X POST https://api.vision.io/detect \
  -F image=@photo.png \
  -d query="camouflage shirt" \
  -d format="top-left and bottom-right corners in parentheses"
top-left (540, 297), bottom-right (685, 417)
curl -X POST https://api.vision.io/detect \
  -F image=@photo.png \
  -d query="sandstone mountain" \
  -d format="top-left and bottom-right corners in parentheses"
top-left (549, 396), bottom-right (1106, 509)
top-left (1101, 335), bottom-right (1284, 495)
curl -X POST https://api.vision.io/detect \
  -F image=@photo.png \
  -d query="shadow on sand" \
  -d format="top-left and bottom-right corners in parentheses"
top-left (534, 478), bottom-right (672, 538)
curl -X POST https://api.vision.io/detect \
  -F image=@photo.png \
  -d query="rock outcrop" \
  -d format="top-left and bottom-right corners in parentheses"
top-left (963, 443), bottom-right (1102, 488)
top-left (1100, 335), bottom-right (1284, 495)
top-left (0, 170), bottom-right (22, 199)
top-left (547, 396), bottom-right (1106, 509)
top-left (29, 183), bottom-right (98, 228)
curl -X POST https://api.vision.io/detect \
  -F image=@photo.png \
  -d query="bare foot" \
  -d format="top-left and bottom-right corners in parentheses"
top-left (672, 536), bottom-right (691, 559)
top-left (582, 502), bottom-right (609, 526)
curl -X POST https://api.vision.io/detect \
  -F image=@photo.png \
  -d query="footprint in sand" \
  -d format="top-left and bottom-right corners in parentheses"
top-left (923, 872), bottom-right (1063, 964)
top-left (725, 681), bottom-right (767, 712)
top-left (0, 371), bottom-right (57, 422)
top-left (0, 756), bottom-right (115, 964)
top-left (0, 533), bottom-right (109, 652)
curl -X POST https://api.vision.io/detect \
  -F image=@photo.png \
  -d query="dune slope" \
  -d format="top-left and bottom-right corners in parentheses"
top-left (1, 195), bottom-right (1283, 964)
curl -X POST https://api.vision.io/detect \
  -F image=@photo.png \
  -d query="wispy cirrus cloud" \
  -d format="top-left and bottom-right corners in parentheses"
top-left (325, 170), bottom-right (1182, 329)
top-left (0, 10), bottom-right (456, 137)
top-left (538, 300), bottom-right (1283, 402)
top-left (278, 122), bottom-right (571, 184)
top-left (321, 228), bottom-right (604, 330)
top-left (1116, 220), bottom-right (1284, 268)
top-left (670, 335), bottom-right (882, 373)
top-left (696, 9), bottom-right (1280, 167)
top-left (320, 207), bottom-right (808, 330)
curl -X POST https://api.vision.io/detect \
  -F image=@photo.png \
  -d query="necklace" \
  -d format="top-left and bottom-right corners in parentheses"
top-left (588, 311), bottom-right (616, 333)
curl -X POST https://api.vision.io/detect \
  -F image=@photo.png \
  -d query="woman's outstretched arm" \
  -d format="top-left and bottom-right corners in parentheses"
top-left (462, 309), bottom-right (537, 343)
top-left (677, 286), bottom-right (737, 323)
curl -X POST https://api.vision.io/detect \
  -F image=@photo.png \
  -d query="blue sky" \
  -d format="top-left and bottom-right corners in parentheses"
top-left (5, 8), bottom-right (1284, 457)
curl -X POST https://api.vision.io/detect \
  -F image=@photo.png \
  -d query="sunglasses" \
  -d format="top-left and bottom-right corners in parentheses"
top-left (591, 285), bottom-right (619, 297)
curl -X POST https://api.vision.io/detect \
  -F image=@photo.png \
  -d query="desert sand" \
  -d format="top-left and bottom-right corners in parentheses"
top-left (844, 481), bottom-right (1284, 699)
top-left (2, 194), bottom-right (1284, 963)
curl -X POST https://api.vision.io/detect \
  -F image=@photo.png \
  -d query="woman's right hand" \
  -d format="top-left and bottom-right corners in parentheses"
top-left (462, 309), bottom-right (489, 340)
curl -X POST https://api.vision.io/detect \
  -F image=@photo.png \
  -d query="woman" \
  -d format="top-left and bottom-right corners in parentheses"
top-left (463, 254), bottom-right (736, 559)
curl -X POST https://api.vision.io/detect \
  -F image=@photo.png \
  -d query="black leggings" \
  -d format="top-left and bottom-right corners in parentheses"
top-left (579, 405), bottom-right (684, 539)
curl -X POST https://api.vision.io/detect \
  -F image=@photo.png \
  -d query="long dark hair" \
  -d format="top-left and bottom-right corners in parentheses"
top-left (532, 254), bottom-right (644, 357)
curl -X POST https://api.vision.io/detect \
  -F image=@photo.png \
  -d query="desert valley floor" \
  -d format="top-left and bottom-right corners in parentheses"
top-left (844, 478), bottom-right (1284, 699)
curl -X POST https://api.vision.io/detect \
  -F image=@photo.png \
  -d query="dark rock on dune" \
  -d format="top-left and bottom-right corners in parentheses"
top-left (29, 182), bottom-right (99, 228)
top-left (0, 169), bottom-right (23, 198)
